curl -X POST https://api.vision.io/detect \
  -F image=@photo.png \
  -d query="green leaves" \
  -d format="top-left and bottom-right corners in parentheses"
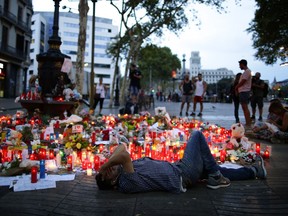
top-left (247, 0), bottom-right (288, 65)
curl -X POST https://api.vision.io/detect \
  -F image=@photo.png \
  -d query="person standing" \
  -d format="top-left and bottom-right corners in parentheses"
top-left (190, 73), bottom-right (207, 117)
top-left (235, 59), bottom-right (252, 128)
top-left (179, 74), bottom-right (194, 116)
top-left (129, 63), bottom-right (142, 105)
top-left (251, 72), bottom-right (265, 121)
top-left (230, 73), bottom-right (242, 123)
top-left (91, 77), bottom-right (106, 115)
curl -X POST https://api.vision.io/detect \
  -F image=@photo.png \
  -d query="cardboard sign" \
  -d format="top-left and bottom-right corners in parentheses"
top-left (72, 124), bottom-right (83, 133)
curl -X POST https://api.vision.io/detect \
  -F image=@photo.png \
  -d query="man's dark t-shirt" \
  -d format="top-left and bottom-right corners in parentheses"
top-left (130, 69), bottom-right (141, 89)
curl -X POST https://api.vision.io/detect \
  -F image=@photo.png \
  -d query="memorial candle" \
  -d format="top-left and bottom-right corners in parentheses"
top-left (40, 159), bottom-right (45, 179)
top-left (256, 143), bottom-right (261, 154)
top-left (49, 149), bottom-right (55, 159)
top-left (220, 150), bottom-right (226, 163)
top-left (31, 166), bottom-right (38, 183)
top-left (87, 162), bottom-right (92, 176)
top-left (82, 159), bottom-right (87, 170)
top-left (67, 155), bottom-right (73, 171)
top-left (94, 155), bottom-right (100, 171)
top-left (56, 152), bottom-right (61, 167)
top-left (264, 149), bottom-right (270, 159)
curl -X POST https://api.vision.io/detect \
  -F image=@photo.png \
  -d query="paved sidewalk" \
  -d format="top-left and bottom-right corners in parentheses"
top-left (0, 142), bottom-right (287, 216)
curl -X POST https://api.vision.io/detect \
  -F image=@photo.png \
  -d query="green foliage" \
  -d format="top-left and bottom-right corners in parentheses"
top-left (247, 0), bottom-right (288, 64)
top-left (138, 44), bottom-right (181, 90)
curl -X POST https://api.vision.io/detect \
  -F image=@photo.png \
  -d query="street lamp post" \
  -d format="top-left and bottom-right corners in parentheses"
top-left (182, 54), bottom-right (186, 77)
top-left (89, 0), bottom-right (97, 106)
top-left (37, 0), bottom-right (71, 97)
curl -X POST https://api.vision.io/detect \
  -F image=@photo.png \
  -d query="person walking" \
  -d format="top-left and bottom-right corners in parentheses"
top-left (96, 130), bottom-right (266, 193)
top-left (91, 77), bottom-right (106, 115)
top-left (251, 72), bottom-right (265, 121)
top-left (235, 59), bottom-right (252, 128)
top-left (129, 63), bottom-right (142, 105)
top-left (190, 73), bottom-right (207, 117)
top-left (230, 73), bottom-right (242, 123)
top-left (179, 74), bottom-right (194, 116)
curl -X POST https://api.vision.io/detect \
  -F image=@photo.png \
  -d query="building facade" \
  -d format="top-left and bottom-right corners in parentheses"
top-left (0, 0), bottom-right (33, 98)
top-left (29, 12), bottom-right (118, 97)
top-left (189, 51), bottom-right (235, 84)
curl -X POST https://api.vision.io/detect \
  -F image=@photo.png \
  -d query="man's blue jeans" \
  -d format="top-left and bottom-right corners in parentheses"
top-left (176, 130), bottom-right (255, 186)
top-left (176, 130), bottom-right (219, 185)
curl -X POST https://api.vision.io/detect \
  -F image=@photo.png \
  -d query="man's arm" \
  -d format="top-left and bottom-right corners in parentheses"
top-left (202, 81), bottom-right (207, 96)
top-left (179, 81), bottom-right (183, 92)
top-left (100, 144), bottom-right (134, 174)
top-left (235, 78), bottom-right (246, 90)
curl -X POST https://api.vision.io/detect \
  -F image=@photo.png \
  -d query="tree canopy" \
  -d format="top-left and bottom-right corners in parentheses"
top-left (138, 44), bottom-right (181, 90)
top-left (247, 0), bottom-right (288, 65)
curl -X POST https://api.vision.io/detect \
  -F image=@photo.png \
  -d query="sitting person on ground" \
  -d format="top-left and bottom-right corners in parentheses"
top-left (95, 130), bottom-right (266, 193)
top-left (252, 99), bottom-right (288, 142)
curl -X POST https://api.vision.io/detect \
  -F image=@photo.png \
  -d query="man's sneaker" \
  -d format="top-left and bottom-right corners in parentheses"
top-left (206, 173), bottom-right (231, 189)
top-left (251, 115), bottom-right (255, 120)
top-left (258, 116), bottom-right (263, 121)
top-left (190, 112), bottom-right (196, 116)
top-left (185, 112), bottom-right (189, 117)
top-left (179, 111), bottom-right (182, 116)
top-left (252, 154), bottom-right (267, 179)
top-left (197, 112), bottom-right (202, 117)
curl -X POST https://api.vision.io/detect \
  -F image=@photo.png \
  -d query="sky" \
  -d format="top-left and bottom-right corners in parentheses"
top-left (32, 0), bottom-right (287, 83)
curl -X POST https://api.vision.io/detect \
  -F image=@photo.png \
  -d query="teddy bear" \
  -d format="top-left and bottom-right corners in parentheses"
top-left (63, 88), bottom-right (74, 101)
top-left (229, 123), bottom-right (251, 150)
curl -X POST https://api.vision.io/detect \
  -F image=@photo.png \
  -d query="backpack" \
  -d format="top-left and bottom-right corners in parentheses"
top-left (263, 83), bottom-right (269, 98)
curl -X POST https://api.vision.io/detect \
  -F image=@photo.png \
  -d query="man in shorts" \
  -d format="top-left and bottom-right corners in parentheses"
top-left (190, 73), bottom-right (207, 117)
top-left (235, 59), bottom-right (252, 127)
top-left (179, 74), bottom-right (194, 116)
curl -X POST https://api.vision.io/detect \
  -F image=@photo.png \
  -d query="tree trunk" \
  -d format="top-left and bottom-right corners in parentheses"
top-left (75, 0), bottom-right (89, 96)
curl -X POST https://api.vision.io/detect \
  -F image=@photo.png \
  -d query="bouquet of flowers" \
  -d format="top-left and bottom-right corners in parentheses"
top-left (64, 134), bottom-right (90, 151)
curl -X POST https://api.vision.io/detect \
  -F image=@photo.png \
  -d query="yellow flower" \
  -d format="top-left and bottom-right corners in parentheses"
top-left (76, 142), bottom-right (82, 149)
top-left (65, 142), bottom-right (72, 149)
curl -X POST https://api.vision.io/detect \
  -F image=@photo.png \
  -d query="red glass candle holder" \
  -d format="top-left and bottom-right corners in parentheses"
top-left (31, 166), bottom-right (38, 183)
top-left (82, 160), bottom-right (87, 170)
top-left (49, 149), bottom-right (55, 159)
top-left (94, 155), bottom-right (100, 171)
top-left (67, 155), bottom-right (73, 171)
top-left (256, 143), bottom-right (261, 154)
top-left (264, 149), bottom-right (270, 159)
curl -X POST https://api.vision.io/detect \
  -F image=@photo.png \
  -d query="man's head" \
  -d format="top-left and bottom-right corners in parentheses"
top-left (255, 72), bottom-right (261, 79)
top-left (238, 59), bottom-right (248, 70)
top-left (95, 165), bottom-right (121, 190)
top-left (197, 73), bottom-right (202, 81)
top-left (95, 173), bottom-right (115, 190)
top-left (184, 74), bottom-right (190, 81)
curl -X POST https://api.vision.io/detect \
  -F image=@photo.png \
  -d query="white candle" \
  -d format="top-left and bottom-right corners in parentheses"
top-left (87, 168), bottom-right (92, 176)
top-left (56, 152), bottom-right (61, 167)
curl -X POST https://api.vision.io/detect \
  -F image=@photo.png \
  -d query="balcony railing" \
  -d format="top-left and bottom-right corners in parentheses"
top-left (0, 6), bottom-right (31, 34)
top-left (0, 44), bottom-right (26, 61)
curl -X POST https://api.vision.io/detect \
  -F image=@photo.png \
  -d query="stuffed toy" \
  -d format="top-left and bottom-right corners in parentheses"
top-left (230, 123), bottom-right (251, 150)
top-left (63, 88), bottom-right (74, 101)
top-left (225, 123), bottom-right (255, 163)
top-left (6, 129), bottom-right (22, 146)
